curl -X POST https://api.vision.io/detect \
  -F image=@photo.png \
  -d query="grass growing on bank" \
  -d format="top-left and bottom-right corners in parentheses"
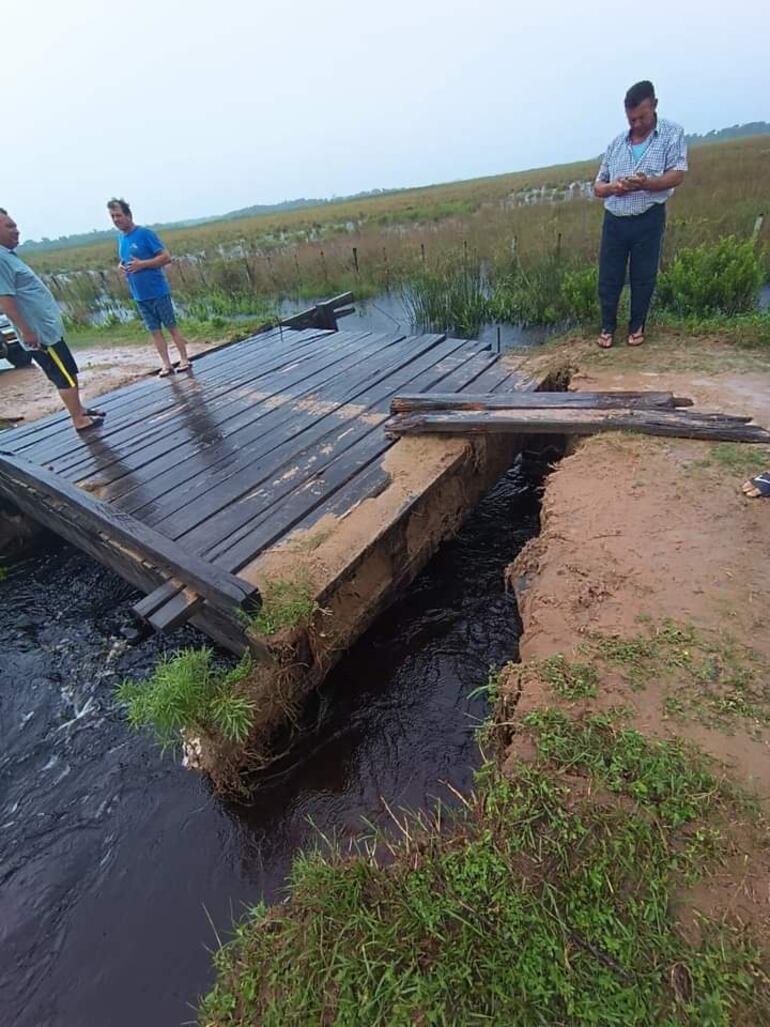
top-left (64, 313), bottom-right (276, 350)
top-left (114, 648), bottom-right (255, 750)
top-left (245, 577), bottom-right (319, 637)
top-left (199, 709), bottom-right (768, 1026)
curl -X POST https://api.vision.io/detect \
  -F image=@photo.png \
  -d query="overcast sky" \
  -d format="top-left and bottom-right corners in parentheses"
top-left (3, 0), bottom-right (768, 241)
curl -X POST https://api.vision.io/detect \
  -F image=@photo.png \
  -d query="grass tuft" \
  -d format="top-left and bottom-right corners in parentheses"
top-left (540, 653), bottom-right (599, 700)
top-left (114, 648), bottom-right (254, 751)
top-left (247, 577), bottom-right (319, 637)
top-left (198, 717), bottom-right (768, 1026)
top-left (577, 620), bottom-right (770, 732)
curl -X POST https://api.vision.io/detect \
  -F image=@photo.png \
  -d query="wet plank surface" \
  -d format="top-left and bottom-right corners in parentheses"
top-left (0, 326), bottom-right (532, 631)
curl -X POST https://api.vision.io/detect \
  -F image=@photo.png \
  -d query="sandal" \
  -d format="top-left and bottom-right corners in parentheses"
top-left (742, 471), bottom-right (770, 498)
top-left (596, 332), bottom-right (614, 349)
top-left (75, 415), bottom-right (104, 433)
top-left (176, 362), bottom-right (191, 372)
top-left (85, 407), bottom-right (106, 417)
top-left (627, 329), bottom-right (645, 346)
top-left (157, 367), bottom-right (175, 378)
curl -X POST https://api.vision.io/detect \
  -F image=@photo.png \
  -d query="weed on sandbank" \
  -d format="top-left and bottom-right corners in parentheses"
top-left (198, 710), bottom-right (768, 1026)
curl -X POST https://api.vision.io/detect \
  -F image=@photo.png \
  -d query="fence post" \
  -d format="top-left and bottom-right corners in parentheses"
top-left (420, 243), bottom-right (425, 265)
top-left (352, 246), bottom-right (359, 274)
top-left (751, 213), bottom-right (765, 245)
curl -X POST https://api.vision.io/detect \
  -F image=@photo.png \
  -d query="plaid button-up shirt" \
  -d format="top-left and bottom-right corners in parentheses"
top-left (596, 117), bottom-right (688, 216)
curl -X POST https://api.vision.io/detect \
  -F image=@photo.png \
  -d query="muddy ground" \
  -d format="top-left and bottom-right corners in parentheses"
top-left (499, 331), bottom-right (770, 943)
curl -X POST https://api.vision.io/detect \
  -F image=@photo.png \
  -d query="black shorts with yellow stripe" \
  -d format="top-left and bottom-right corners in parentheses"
top-left (32, 339), bottom-right (79, 390)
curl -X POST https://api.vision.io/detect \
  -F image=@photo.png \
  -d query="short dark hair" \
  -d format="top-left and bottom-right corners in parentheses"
top-left (0, 208), bottom-right (7, 216)
top-left (625, 81), bottom-right (656, 109)
top-left (107, 197), bottom-right (131, 217)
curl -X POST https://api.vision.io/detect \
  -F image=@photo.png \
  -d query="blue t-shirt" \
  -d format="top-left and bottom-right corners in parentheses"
top-left (118, 226), bottom-right (170, 301)
top-left (630, 138), bottom-right (652, 163)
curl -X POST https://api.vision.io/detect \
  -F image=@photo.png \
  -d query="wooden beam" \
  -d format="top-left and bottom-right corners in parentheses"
top-left (280, 292), bottom-right (354, 331)
top-left (390, 391), bottom-right (693, 414)
top-left (0, 451), bottom-right (261, 617)
top-left (384, 408), bottom-right (770, 443)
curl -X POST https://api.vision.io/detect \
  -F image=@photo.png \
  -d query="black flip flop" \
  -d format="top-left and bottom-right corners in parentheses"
top-left (745, 472), bottom-right (770, 498)
top-left (86, 407), bottom-right (106, 418)
top-left (75, 415), bottom-right (104, 433)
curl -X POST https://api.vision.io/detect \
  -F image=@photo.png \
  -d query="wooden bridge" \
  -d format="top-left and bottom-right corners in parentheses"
top-left (0, 316), bottom-right (535, 653)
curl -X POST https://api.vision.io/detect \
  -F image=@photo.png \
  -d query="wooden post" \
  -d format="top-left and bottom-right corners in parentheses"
top-left (352, 246), bottom-right (359, 274)
top-left (556, 232), bottom-right (562, 258)
top-left (420, 243), bottom-right (425, 264)
top-left (751, 213), bottom-right (765, 244)
top-left (320, 249), bottom-right (328, 281)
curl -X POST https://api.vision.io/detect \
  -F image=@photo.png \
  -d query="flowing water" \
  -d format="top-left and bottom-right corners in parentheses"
top-left (0, 457), bottom-right (543, 1027)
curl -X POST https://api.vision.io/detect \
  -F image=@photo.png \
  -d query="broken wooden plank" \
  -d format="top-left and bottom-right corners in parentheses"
top-left (384, 408), bottom-right (770, 444)
top-left (0, 450), bottom-right (261, 617)
top-left (390, 390), bottom-right (693, 414)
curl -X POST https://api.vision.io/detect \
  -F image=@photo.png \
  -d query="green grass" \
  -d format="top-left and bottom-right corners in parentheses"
top-left (539, 653), bottom-right (599, 700)
top-left (114, 648), bottom-right (255, 751)
top-left (578, 620), bottom-right (770, 732)
top-left (246, 577), bottom-right (319, 637)
top-left (198, 711), bottom-right (768, 1026)
top-left (64, 313), bottom-right (274, 350)
top-left (687, 442), bottom-right (770, 478)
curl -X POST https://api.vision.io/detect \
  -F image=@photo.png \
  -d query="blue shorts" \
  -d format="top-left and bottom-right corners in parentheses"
top-left (136, 294), bottom-right (177, 332)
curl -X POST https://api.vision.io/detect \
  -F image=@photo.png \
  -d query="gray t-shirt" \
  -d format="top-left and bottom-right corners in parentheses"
top-left (0, 245), bottom-right (64, 350)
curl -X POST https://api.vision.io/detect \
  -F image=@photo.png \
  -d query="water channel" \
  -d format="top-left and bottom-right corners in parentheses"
top-left (0, 452), bottom-right (545, 1026)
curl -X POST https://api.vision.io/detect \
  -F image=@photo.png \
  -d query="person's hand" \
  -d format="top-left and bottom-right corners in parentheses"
top-left (124, 257), bottom-right (145, 274)
top-left (613, 178), bottom-right (630, 195)
top-left (623, 173), bottom-right (648, 190)
top-left (23, 333), bottom-right (41, 350)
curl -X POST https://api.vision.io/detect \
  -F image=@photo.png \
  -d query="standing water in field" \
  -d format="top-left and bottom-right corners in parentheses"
top-left (0, 456), bottom-right (543, 1027)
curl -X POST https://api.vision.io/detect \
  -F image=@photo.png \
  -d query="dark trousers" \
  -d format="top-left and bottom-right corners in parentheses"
top-left (598, 203), bottom-right (666, 334)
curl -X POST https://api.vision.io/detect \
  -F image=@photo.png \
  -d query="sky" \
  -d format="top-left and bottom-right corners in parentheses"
top-left (3, 0), bottom-right (768, 241)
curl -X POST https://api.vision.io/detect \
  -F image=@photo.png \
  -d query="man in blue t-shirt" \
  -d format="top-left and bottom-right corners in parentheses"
top-left (107, 198), bottom-right (190, 377)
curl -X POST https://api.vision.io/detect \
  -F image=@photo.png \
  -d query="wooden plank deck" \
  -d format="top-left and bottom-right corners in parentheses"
top-left (0, 324), bottom-right (533, 651)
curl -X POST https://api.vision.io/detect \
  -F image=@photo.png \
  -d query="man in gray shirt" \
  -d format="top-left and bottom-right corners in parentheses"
top-left (0, 209), bottom-right (104, 431)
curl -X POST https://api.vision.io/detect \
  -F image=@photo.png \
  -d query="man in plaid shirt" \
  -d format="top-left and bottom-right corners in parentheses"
top-left (594, 81), bottom-right (688, 348)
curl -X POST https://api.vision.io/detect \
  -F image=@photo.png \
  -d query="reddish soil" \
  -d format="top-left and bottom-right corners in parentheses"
top-left (498, 341), bottom-right (770, 940)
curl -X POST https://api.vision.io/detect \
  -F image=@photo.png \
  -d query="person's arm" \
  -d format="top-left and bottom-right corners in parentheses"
top-left (622, 169), bottom-right (686, 192)
top-left (593, 143), bottom-right (630, 198)
top-left (124, 248), bottom-right (172, 273)
top-left (0, 294), bottom-right (40, 348)
top-left (594, 179), bottom-right (631, 198)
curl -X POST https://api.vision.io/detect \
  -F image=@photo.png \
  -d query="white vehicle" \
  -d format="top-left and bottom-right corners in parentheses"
top-left (0, 314), bottom-right (33, 368)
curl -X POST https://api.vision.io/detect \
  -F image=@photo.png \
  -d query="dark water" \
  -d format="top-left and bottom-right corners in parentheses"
top-left (0, 458), bottom-right (542, 1027)
top-left (279, 293), bottom-right (555, 350)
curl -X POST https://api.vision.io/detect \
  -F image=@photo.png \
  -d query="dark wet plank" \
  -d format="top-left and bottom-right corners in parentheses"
top-left (12, 328), bottom-right (340, 468)
top-left (0, 451), bottom-right (259, 616)
top-left (2, 326), bottom-right (325, 449)
top-left (139, 334), bottom-right (456, 535)
top-left (52, 329), bottom-right (385, 486)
